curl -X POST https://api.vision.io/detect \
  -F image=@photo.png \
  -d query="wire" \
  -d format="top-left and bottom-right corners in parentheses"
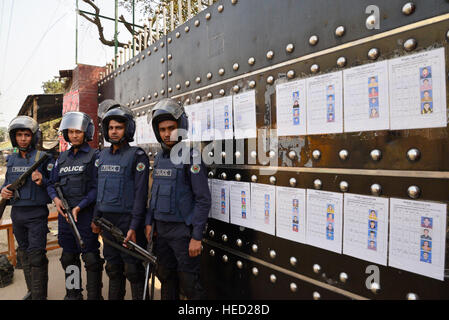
top-left (0, 0), bottom-right (15, 91)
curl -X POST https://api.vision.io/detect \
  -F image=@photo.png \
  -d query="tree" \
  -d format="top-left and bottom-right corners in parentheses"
top-left (0, 127), bottom-right (6, 143)
top-left (79, 0), bottom-right (215, 48)
top-left (41, 77), bottom-right (69, 94)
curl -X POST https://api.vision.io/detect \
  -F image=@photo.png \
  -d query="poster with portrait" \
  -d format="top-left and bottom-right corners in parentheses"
top-left (275, 186), bottom-right (307, 244)
top-left (276, 79), bottom-right (307, 136)
top-left (251, 183), bottom-right (276, 235)
top-left (210, 179), bottom-right (231, 223)
top-left (233, 90), bottom-right (257, 139)
top-left (229, 181), bottom-right (252, 229)
top-left (213, 96), bottom-right (234, 140)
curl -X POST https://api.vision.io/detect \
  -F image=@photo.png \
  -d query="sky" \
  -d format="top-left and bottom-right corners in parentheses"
top-left (0, 0), bottom-right (150, 127)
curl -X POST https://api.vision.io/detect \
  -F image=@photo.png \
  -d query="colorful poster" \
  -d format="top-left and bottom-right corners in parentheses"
top-left (276, 79), bottom-right (307, 136)
top-left (275, 186), bottom-right (306, 244)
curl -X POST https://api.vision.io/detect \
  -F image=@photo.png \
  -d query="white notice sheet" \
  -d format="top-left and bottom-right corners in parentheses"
top-left (250, 183), bottom-right (276, 235)
top-left (343, 194), bottom-right (389, 265)
top-left (306, 72), bottom-right (343, 135)
top-left (275, 186), bottom-right (306, 244)
top-left (343, 60), bottom-right (390, 132)
top-left (389, 198), bottom-right (447, 281)
top-left (276, 79), bottom-right (307, 136)
top-left (200, 100), bottom-right (215, 141)
top-left (229, 181), bottom-right (252, 229)
top-left (306, 190), bottom-right (343, 253)
top-left (210, 179), bottom-right (230, 223)
top-left (233, 90), bottom-right (257, 139)
top-left (213, 96), bottom-right (234, 140)
top-left (136, 115), bottom-right (157, 144)
top-left (389, 47), bottom-right (447, 130)
top-left (208, 179), bottom-right (213, 218)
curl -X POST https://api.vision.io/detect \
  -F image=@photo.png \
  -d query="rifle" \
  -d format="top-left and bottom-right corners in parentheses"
top-left (143, 222), bottom-right (156, 300)
top-left (93, 217), bottom-right (157, 266)
top-left (54, 183), bottom-right (85, 249)
top-left (0, 153), bottom-right (50, 220)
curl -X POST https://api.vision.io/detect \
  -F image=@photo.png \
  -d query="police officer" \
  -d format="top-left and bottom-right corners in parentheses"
top-left (47, 112), bottom-right (104, 300)
top-left (145, 98), bottom-right (211, 300)
top-left (91, 102), bottom-right (149, 300)
top-left (0, 116), bottom-right (53, 300)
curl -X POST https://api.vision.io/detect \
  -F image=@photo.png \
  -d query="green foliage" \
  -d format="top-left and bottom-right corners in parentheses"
top-left (40, 118), bottom-right (62, 141)
top-left (41, 77), bottom-right (69, 94)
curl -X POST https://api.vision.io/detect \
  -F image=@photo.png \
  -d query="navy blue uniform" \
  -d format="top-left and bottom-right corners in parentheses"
top-left (145, 147), bottom-right (211, 299)
top-left (94, 143), bottom-right (149, 300)
top-left (47, 143), bottom-right (101, 253)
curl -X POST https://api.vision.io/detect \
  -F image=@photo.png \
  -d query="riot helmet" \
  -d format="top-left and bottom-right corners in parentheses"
top-left (8, 116), bottom-right (41, 151)
top-left (59, 111), bottom-right (95, 143)
top-left (149, 98), bottom-right (188, 149)
top-left (98, 99), bottom-right (121, 120)
top-left (101, 104), bottom-right (135, 144)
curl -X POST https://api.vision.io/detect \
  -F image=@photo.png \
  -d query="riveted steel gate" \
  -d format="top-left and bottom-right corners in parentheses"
top-left (98, 0), bottom-right (449, 300)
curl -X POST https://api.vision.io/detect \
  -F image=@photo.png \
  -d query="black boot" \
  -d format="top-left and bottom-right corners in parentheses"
top-left (29, 250), bottom-right (48, 300)
top-left (105, 263), bottom-right (126, 300)
top-left (156, 265), bottom-right (179, 300)
top-left (82, 252), bottom-right (104, 300)
top-left (60, 252), bottom-right (83, 300)
top-left (17, 249), bottom-right (32, 300)
top-left (124, 263), bottom-right (145, 300)
top-left (178, 272), bottom-right (206, 300)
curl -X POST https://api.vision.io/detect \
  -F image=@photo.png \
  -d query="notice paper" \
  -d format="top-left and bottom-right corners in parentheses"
top-left (233, 90), bottom-right (257, 139)
top-left (250, 183), bottom-right (276, 235)
top-left (276, 79), bottom-right (307, 136)
top-left (275, 186), bottom-right (306, 244)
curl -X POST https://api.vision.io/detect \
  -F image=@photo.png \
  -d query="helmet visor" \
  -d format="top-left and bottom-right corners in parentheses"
top-left (59, 112), bottom-right (91, 132)
top-left (8, 116), bottom-right (39, 134)
top-left (148, 99), bottom-right (184, 124)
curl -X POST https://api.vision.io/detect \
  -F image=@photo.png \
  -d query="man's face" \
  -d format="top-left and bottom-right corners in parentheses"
top-left (424, 91), bottom-right (430, 98)
top-left (15, 129), bottom-right (32, 149)
top-left (158, 120), bottom-right (178, 148)
top-left (108, 119), bottom-right (125, 142)
top-left (68, 129), bottom-right (85, 146)
top-left (422, 69), bottom-right (429, 77)
top-left (424, 229), bottom-right (429, 235)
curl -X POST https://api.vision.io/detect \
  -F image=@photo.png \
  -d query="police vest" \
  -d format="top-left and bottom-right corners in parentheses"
top-left (6, 149), bottom-right (51, 207)
top-left (150, 152), bottom-right (194, 224)
top-left (96, 146), bottom-right (141, 213)
top-left (57, 147), bottom-right (96, 208)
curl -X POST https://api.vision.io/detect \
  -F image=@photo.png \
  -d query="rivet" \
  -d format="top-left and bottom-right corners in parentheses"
top-left (235, 151), bottom-right (241, 158)
top-left (248, 57), bottom-right (255, 65)
top-left (176, 84), bottom-right (181, 90)
top-left (287, 70), bottom-right (296, 79)
top-left (252, 244), bottom-right (258, 253)
top-left (221, 152), bottom-right (227, 159)
top-left (160, 42), bottom-right (165, 48)
top-left (370, 149), bottom-right (382, 161)
top-left (161, 58), bottom-right (165, 64)
top-left (208, 249), bottom-right (216, 257)
top-left (269, 176), bottom-right (276, 185)
top-left (335, 26), bottom-right (345, 37)
top-left (339, 181), bottom-right (349, 193)
top-left (339, 272), bottom-right (348, 283)
top-left (286, 43), bottom-right (294, 53)
top-left (252, 267), bottom-right (259, 276)
top-left (267, 76), bottom-right (274, 85)
top-left (196, 77), bottom-right (201, 84)
top-left (236, 260), bottom-right (243, 269)
top-left (218, 5), bottom-right (224, 13)
top-left (185, 26), bottom-right (190, 33)
top-left (288, 150), bottom-right (296, 160)
top-left (312, 150), bottom-right (321, 160)
top-left (161, 73), bottom-right (165, 79)
top-left (269, 150), bottom-right (276, 159)
top-left (235, 173), bottom-right (242, 181)
top-left (251, 175), bottom-right (258, 183)
top-left (313, 179), bottom-right (322, 190)
top-left (154, 92), bottom-right (158, 98)
top-left (168, 54), bottom-right (173, 60)
top-left (219, 89), bottom-right (225, 96)
top-left (250, 150), bottom-right (257, 159)
top-left (404, 38), bottom-right (417, 51)
top-left (222, 234), bottom-right (228, 242)
top-left (406, 293), bottom-right (418, 300)
top-left (290, 283), bottom-right (298, 292)
top-left (206, 13), bottom-right (211, 20)
top-left (270, 274), bottom-right (277, 283)
top-left (185, 81), bottom-right (190, 87)
top-left (370, 282), bottom-right (380, 294)
top-left (136, 112), bottom-right (140, 116)
top-left (233, 85), bottom-right (240, 93)
top-left (402, 2), bottom-right (415, 15)
top-left (236, 239), bottom-right (243, 247)
top-left (313, 292), bottom-right (321, 300)
top-left (371, 184), bottom-right (382, 196)
top-left (337, 56), bottom-right (347, 67)
top-left (290, 257), bottom-right (297, 266)
top-left (289, 178), bottom-right (297, 187)
top-left (266, 50), bottom-right (274, 60)
top-left (313, 264), bottom-right (321, 274)
top-left (309, 35), bottom-right (319, 46)
top-left (407, 148), bottom-right (421, 162)
top-left (231, 0), bottom-right (238, 4)
top-left (249, 80), bottom-right (256, 88)
top-left (176, 32), bottom-right (181, 38)
top-left (222, 255), bottom-right (228, 263)
top-left (366, 14), bottom-right (377, 29)
top-left (339, 149), bottom-right (349, 161)
top-left (185, 98), bottom-right (190, 104)
top-left (208, 171), bottom-right (214, 178)
top-left (154, 46), bottom-right (158, 52)
top-left (168, 37), bottom-right (172, 44)
top-left (219, 68), bottom-right (225, 76)
top-left (141, 97), bottom-right (145, 102)
top-left (168, 70), bottom-right (172, 76)
top-left (207, 72), bottom-right (213, 80)
top-left (148, 95), bottom-right (152, 100)
top-left (368, 48), bottom-right (380, 60)
top-left (161, 89), bottom-right (165, 95)
top-left (168, 88), bottom-right (173, 93)
top-left (310, 64), bottom-right (320, 73)
top-left (233, 63), bottom-right (239, 71)
top-left (207, 92), bottom-right (213, 99)
top-left (195, 20), bottom-right (200, 27)
top-left (196, 95), bottom-right (201, 102)
top-left (407, 185), bottom-right (421, 199)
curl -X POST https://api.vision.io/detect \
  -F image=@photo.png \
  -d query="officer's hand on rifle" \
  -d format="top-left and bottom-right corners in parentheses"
top-left (53, 197), bottom-right (67, 219)
top-left (189, 239), bottom-right (202, 258)
top-left (0, 185), bottom-right (13, 200)
top-left (31, 170), bottom-right (43, 186)
top-left (123, 229), bottom-right (136, 248)
top-left (72, 206), bottom-right (81, 222)
top-left (91, 222), bottom-right (100, 234)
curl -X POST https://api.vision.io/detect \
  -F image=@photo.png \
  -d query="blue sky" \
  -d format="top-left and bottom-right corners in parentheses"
top-left (0, 0), bottom-right (149, 127)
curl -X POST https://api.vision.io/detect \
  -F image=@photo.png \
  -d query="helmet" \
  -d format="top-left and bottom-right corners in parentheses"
top-left (59, 112), bottom-right (95, 143)
top-left (98, 99), bottom-right (121, 120)
top-left (8, 116), bottom-right (41, 151)
top-left (148, 98), bottom-right (188, 148)
top-left (101, 104), bottom-right (135, 144)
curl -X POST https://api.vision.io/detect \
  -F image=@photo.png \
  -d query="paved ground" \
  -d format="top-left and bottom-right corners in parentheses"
top-left (0, 166), bottom-right (161, 300)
